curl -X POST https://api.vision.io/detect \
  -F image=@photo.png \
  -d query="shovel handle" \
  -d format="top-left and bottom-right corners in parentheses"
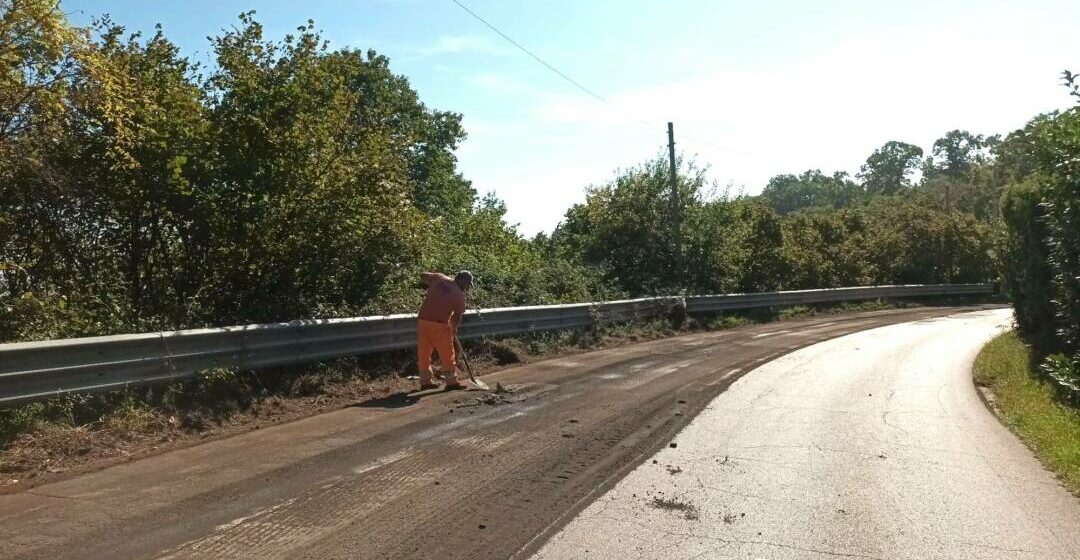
top-left (454, 336), bottom-right (472, 374)
top-left (454, 336), bottom-right (490, 391)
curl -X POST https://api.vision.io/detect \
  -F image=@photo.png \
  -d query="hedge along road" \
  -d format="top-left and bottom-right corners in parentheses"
top-left (0, 305), bottom-right (1027, 560)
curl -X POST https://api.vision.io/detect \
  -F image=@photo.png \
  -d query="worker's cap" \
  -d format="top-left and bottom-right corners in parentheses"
top-left (455, 270), bottom-right (474, 287)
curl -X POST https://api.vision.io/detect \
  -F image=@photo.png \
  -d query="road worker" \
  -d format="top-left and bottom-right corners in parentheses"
top-left (416, 270), bottom-right (473, 390)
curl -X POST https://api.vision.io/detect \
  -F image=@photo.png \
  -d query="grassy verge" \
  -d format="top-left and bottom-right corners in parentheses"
top-left (0, 297), bottom-right (978, 490)
top-left (973, 331), bottom-right (1080, 495)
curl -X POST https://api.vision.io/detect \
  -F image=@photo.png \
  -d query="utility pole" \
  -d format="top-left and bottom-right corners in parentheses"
top-left (945, 183), bottom-right (953, 283)
top-left (667, 122), bottom-right (681, 283)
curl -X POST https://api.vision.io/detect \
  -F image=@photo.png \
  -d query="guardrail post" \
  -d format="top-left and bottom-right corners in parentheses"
top-left (579, 304), bottom-right (601, 348)
top-left (669, 296), bottom-right (687, 329)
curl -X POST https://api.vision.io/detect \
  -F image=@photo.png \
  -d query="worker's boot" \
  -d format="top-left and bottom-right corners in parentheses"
top-left (443, 370), bottom-right (465, 390)
top-left (418, 370), bottom-right (439, 391)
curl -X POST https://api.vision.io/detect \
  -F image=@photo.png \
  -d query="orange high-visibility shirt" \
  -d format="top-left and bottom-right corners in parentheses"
top-left (417, 273), bottom-right (466, 324)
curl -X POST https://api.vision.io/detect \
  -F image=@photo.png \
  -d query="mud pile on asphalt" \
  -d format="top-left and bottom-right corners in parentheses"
top-left (450, 384), bottom-right (526, 409)
top-left (649, 496), bottom-right (700, 520)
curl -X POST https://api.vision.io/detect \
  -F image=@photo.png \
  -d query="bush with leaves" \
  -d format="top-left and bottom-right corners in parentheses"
top-left (1, 8), bottom-right (607, 341)
top-left (997, 74), bottom-right (1080, 390)
top-left (759, 170), bottom-right (863, 215)
top-left (0, 4), bottom-right (1008, 348)
top-left (780, 208), bottom-right (864, 289)
top-left (1000, 179), bottom-right (1055, 346)
top-left (552, 156), bottom-right (705, 295)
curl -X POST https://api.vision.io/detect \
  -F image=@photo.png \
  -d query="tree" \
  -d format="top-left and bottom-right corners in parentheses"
top-left (0, 4), bottom-right (141, 340)
top-left (997, 85), bottom-right (1080, 383)
top-left (857, 141), bottom-right (923, 195)
top-left (66, 22), bottom-right (213, 326)
top-left (781, 209), bottom-right (864, 289)
top-left (921, 130), bottom-right (1004, 219)
top-left (856, 197), bottom-right (991, 285)
top-left (925, 130), bottom-right (987, 180)
top-left (0, 7), bottom-right (1011, 344)
top-left (1000, 179), bottom-right (1055, 346)
top-left (729, 200), bottom-right (787, 291)
top-left (551, 155), bottom-right (704, 295)
top-left (405, 193), bottom-right (614, 310)
top-left (0, 11), bottom-right (564, 340)
top-left (759, 170), bottom-right (863, 214)
top-left (201, 14), bottom-right (435, 323)
top-left (683, 198), bottom-right (743, 294)
top-left (0, 0), bottom-right (87, 146)
top-left (1063, 69), bottom-right (1080, 103)
top-left (407, 111), bottom-right (475, 220)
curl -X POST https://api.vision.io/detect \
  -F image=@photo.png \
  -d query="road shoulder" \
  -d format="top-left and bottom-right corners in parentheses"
top-left (974, 331), bottom-right (1080, 495)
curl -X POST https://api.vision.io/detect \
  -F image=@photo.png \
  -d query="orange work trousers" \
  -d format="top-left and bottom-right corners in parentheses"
top-left (417, 319), bottom-right (458, 384)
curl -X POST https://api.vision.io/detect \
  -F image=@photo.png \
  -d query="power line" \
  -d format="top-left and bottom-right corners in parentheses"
top-left (445, 0), bottom-right (757, 161)
top-left (446, 0), bottom-right (659, 131)
top-left (446, 0), bottom-right (610, 106)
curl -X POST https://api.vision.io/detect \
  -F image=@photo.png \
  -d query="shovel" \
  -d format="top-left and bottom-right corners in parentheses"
top-left (454, 336), bottom-right (490, 391)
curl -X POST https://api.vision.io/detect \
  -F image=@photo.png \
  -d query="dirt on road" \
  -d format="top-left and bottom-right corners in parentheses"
top-left (0, 306), bottom-right (1003, 560)
top-left (530, 308), bottom-right (1080, 559)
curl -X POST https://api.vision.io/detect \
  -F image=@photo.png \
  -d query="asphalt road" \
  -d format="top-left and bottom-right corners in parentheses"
top-left (532, 308), bottom-right (1080, 560)
top-left (4, 305), bottom-right (1072, 560)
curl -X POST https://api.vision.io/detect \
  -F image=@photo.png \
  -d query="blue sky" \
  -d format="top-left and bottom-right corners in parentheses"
top-left (65, 0), bottom-right (1080, 235)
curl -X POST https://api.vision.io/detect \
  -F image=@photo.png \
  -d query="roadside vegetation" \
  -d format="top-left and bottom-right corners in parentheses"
top-left (0, 299), bottom-right (955, 489)
top-left (974, 332), bottom-right (1080, 494)
top-left (968, 65), bottom-right (1080, 496)
top-left (0, 2), bottom-right (1076, 486)
top-left (1, 2), bottom-right (1006, 344)
top-left (997, 79), bottom-right (1080, 400)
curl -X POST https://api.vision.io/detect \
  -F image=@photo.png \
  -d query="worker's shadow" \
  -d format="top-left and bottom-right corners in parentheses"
top-left (348, 390), bottom-right (431, 409)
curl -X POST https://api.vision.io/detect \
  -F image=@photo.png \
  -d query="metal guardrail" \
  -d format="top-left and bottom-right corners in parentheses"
top-left (684, 284), bottom-right (990, 313)
top-left (0, 284), bottom-right (993, 408)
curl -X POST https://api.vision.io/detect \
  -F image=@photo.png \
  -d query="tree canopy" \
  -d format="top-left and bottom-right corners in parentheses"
top-left (759, 170), bottom-right (863, 214)
top-left (2, 0), bottom-right (1075, 395)
top-left (858, 141), bottom-right (923, 195)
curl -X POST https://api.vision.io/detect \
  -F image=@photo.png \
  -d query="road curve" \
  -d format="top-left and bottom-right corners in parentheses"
top-left (532, 308), bottom-right (1080, 560)
top-left (0, 306), bottom-right (1049, 560)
